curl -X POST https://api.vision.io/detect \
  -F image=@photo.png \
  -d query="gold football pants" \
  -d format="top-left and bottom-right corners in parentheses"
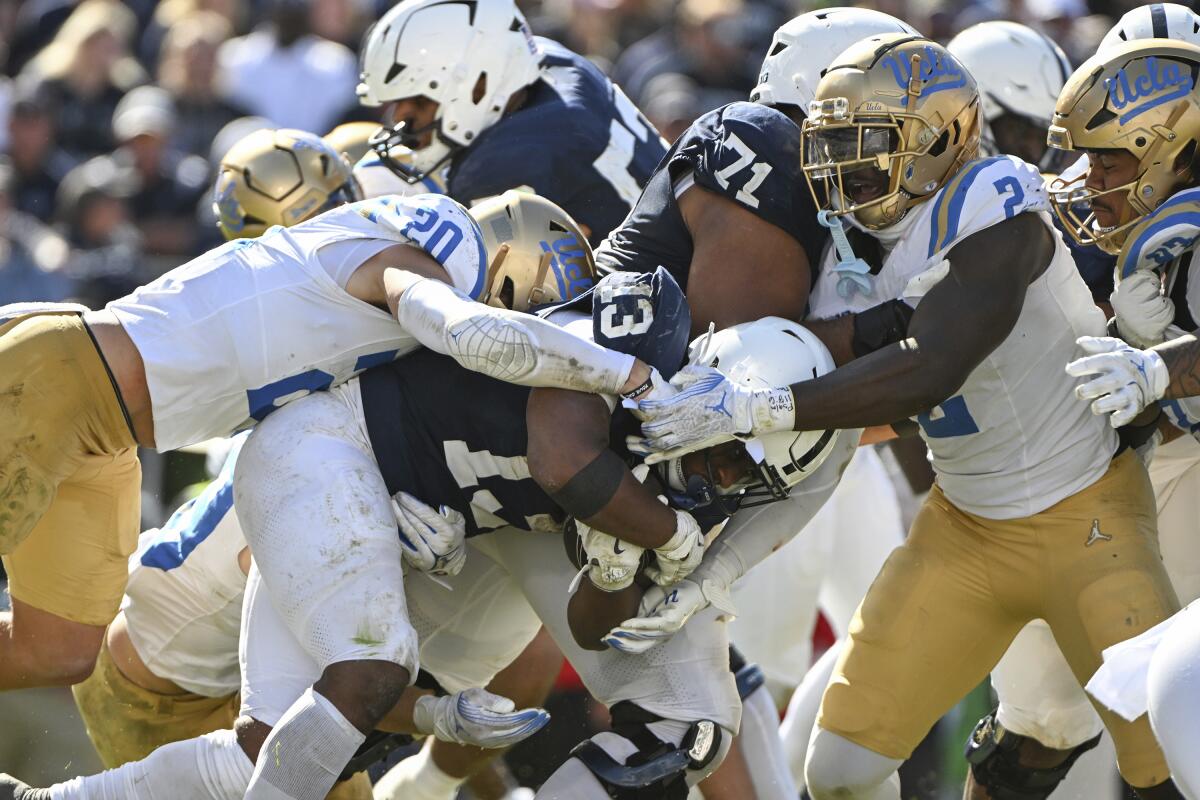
top-left (817, 450), bottom-right (1179, 788)
top-left (0, 312), bottom-right (140, 625)
top-left (73, 639), bottom-right (373, 799)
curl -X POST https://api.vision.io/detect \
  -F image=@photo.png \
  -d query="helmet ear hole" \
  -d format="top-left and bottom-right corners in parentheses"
top-left (1174, 138), bottom-right (1199, 180)
top-left (499, 276), bottom-right (516, 310)
top-left (928, 130), bottom-right (950, 158)
top-left (472, 73), bottom-right (487, 105)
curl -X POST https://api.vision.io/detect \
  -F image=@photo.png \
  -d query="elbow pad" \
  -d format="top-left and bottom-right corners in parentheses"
top-left (852, 299), bottom-right (916, 357)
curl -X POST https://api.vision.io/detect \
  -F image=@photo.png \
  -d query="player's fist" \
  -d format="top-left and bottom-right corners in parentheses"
top-left (603, 577), bottom-right (736, 654)
top-left (575, 520), bottom-right (646, 592)
top-left (1113, 270), bottom-right (1174, 348)
top-left (646, 509), bottom-right (705, 586)
top-left (390, 492), bottom-right (467, 577)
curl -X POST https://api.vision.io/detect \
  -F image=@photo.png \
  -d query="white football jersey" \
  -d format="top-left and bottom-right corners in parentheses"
top-left (123, 436), bottom-right (247, 697)
top-left (1112, 185), bottom-right (1200, 438)
top-left (353, 151), bottom-right (448, 200)
top-left (809, 156), bottom-right (1116, 519)
top-left (108, 194), bottom-right (487, 451)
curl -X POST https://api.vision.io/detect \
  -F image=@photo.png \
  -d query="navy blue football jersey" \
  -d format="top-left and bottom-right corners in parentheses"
top-left (358, 270), bottom-right (689, 538)
top-left (595, 102), bottom-right (828, 291)
top-left (448, 39), bottom-right (667, 247)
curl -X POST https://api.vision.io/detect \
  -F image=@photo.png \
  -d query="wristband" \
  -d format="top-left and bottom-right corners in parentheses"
top-left (621, 374), bottom-right (655, 401)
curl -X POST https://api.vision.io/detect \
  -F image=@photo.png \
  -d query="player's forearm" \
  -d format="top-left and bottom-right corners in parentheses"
top-left (393, 275), bottom-right (639, 394)
top-left (1151, 332), bottom-right (1200, 399)
top-left (786, 337), bottom-right (962, 432)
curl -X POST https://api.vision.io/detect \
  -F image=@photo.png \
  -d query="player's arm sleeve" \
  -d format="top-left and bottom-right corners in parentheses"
top-left (393, 276), bottom-right (636, 394)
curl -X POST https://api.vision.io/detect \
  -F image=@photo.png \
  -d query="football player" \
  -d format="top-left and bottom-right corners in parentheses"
top-left (0, 126), bottom-right (664, 691)
top-left (629, 34), bottom-right (1185, 799)
top-left (596, 9), bottom-right (916, 792)
top-left (1, 269), bottom-right (838, 800)
top-left (354, 0), bottom-right (666, 246)
top-left (53, 133), bottom-right (576, 800)
top-left (955, 11), bottom-right (1200, 799)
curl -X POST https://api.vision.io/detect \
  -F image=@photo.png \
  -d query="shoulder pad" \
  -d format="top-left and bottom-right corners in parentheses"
top-left (352, 193), bottom-right (488, 299)
top-left (925, 156), bottom-right (1049, 259)
top-left (591, 267), bottom-right (690, 379)
top-left (1117, 188), bottom-right (1200, 279)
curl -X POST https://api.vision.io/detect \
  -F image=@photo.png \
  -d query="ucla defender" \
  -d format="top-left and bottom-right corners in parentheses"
top-left (630, 34), bottom-right (1185, 799)
top-left (354, 0), bottom-right (665, 246)
top-left (0, 122), bottom-right (667, 691)
top-left (956, 17), bottom-right (1200, 799)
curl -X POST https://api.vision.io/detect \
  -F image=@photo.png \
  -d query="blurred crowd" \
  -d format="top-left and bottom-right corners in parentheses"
top-left (0, 0), bottom-right (1161, 308)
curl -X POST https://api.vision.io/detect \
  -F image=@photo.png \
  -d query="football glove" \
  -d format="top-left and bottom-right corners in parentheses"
top-left (391, 492), bottom-right (467, 577)
top-left (1066, 336), bottom-right (1169, 428)
top-left (412, 688), bottom-right (550, 749)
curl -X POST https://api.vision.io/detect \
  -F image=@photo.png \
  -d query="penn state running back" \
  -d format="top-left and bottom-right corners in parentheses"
top-left (355, 0), bottom-right (666, 245)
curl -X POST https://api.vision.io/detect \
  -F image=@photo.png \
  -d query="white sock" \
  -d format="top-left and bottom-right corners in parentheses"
top-left (245, 687), bottom-right (366, 800)
top-left (372, 739), bottom-right (463, 800)
top-left (739, 683), bottom-right (799, 800)
top-left (49, 729), bottom-right (252, 800)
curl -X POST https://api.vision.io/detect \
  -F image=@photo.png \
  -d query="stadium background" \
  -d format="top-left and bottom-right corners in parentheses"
top-left (0, 0), bottom-right (1172, 796)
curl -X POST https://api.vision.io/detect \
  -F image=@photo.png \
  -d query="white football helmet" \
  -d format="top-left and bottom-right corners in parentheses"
top-left (672, 317), bottom-right (837, 510)
top-left (947, 21), bottom-right (1070, 167)
top-left (750, 7), bottom-right (918, 113)
top-left (357, 0), bottom-right (541, 179)
top-left (1100, 3), bottom-right (1200, 51)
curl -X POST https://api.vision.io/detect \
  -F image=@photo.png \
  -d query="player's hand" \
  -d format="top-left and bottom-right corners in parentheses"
top-left (390, 492), bottom-right (467, 577)
top-left (645, 509), bottom-right (704, 586)
top-left (627, 365), bottom-right (793, 460)
top-left (602, 577), bottom-right (736, 654)
top-left (577, 520), bottom-right (646, 592)
top-left (1113, 271), bottom-right (1174, 348)
top-left (412, 688), bottom-right (550, 748)
top-left (1066, 336), bottom-right (1169, 428)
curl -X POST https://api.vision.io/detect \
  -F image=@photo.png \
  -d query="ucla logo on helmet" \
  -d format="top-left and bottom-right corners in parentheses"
top-left (539, 235), bottom-right (593, 299)
top-left (1106, 56), bottom-right (1194, 124)
top-left (881, 45), bottom-right (966, 104)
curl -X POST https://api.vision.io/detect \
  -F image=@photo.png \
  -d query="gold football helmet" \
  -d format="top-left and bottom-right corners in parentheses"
top-left (213, 128), bottom-right (362, 240)
top-left (322, 121), bottom-right (381, 166)
top-left (1046, 40), bottom-right (1200, 254)
top-left (470, 191), bottom-right (596, 313)
top-left (800, 33), bottom-right (981, 229)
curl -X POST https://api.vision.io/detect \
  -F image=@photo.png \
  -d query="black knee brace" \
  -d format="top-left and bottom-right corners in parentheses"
top-left (570, 702), bottom-right (722, 800)
top-left (964, 710), bottom-right (1101, 800)
top-left (338, 730), bottom-right (414, 780)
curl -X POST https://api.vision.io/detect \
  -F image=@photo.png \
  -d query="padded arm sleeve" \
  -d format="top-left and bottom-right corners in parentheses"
top-left (395, 277), bottom-right (636, 394)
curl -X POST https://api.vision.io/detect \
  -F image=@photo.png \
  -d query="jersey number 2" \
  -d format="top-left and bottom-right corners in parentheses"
top-left (916, 395), bottom-right (979, 439)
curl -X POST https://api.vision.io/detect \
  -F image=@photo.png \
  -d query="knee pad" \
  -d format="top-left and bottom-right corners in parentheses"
top-left (965, 710), bottom-right (1101, 800)
top-left (569, 702), bottom-right (723, 800)
top-left (729, 644), bottom-right (766, 700)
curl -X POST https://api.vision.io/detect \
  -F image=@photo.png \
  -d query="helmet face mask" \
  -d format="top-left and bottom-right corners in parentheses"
top-left (800, 35), bottom-right (980, 230)
top-left (1046, 40), bottom-right (1200, 254)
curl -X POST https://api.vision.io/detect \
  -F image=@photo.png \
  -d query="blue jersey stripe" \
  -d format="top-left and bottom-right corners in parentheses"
top-left (927, 157), bottom-right (1006, 257)
top-left (139, 436), bottom-right (244, 570)
top-left (1119, 188), bottom-right (1200, 278)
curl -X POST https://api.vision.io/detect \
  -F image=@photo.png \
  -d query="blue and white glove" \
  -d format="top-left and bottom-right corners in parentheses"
top-left (412, 688), bottom-right (550, 748)
top-left (391, 491), bottom-right (467, 577)
top-left (627, 365), bottom-right (795, 462)
top-left (1112, 270), bottom-right (1174, 348)
top-left (603, 577), bottom-right (736, 654)
top-left (1066, 336), bottom-right (1169, 428)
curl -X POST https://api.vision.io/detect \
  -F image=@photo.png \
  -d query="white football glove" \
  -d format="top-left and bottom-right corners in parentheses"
top-left (620, 365), bottom-right (676, 405)
top-left (576, 520), bottom-right (646, 592)
top-left (391, 492), bottom-right (467, 577)
top-left (602, 577), bottom-right (736, 654)
top-left (645, 509), bottom-right (705, 587)
top-left (1066, 336), bottom-right (1169, 428)
top-left (412, 688), bottom-right (550, 749)
top-left (627, 365), bottom-right (795, 462)
top-left (1112, 270), bottom-right (1174, 348)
